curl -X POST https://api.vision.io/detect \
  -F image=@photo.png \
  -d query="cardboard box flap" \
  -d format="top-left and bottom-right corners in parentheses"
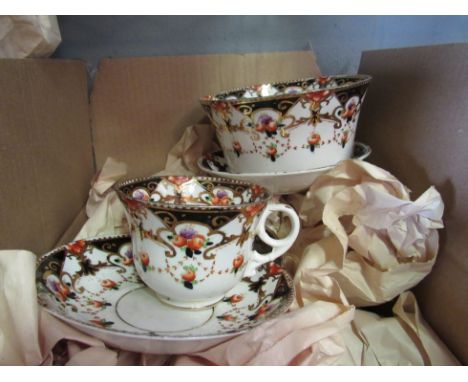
top-left (91, 51), bottom-right (320, 178)
top-left (0, 59), bottom-right (94, 255)
top-left (357, 43), bottom-right (468, 364)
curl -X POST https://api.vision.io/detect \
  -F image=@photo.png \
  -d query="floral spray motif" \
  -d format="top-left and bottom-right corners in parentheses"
top-left (232, 255), bottom-right (244, 274)
top-left (170, 227), bottom-right (212, 258)
top-left (341, 96), bottom-right (359, 122)
top-left (233, 141), bottom-right (242, 157)
top-left (256, 114), bottom-right (278, 137)
top-left (308, 133), bottom-right (321, 152)
top-left (211, 189), bottom-right (232, 206)
top-left (139, 252), bottom-right (153, 272)
top-left (341, 130), bottom-right (349, 148)
top-left (181, 265), bottom-right (198, 289)
top-left (266, 143), bottom-right (277, 162)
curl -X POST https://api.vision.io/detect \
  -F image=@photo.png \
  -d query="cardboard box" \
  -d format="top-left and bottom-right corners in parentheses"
top-left (0, 47), bottom-right (466, 364)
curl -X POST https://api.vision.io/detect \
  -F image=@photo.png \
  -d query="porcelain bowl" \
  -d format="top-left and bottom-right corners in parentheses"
top-left (200, 74), bottom-right (371, 174)
top-left (197, 142), bottom-right (372, 195)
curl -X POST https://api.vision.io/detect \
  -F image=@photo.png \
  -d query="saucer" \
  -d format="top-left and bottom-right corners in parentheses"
top-left (197, 142), bottom-right (371, 195)
top-left (36, 235), bottom-right (294, 354)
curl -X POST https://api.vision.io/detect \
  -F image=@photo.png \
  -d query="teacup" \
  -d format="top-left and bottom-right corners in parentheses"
top-left (200, 74), bottom-right (371, 173)
top-left (115, 175), bottom-right (300, 309)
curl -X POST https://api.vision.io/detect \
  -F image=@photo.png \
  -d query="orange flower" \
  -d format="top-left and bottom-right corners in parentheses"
top-left (342, 101), bottom-right (357, 120)
top-left (56, 283), bottom-right (71, 302)
top-left (182, 267), bottom-right (197, 282)
top-left (212, 196), bottom-right (231, 206)
top-left (341, 131), bottom-right (349, 147)
top-left (308, 133), bottom-right (321, 146)
top-left (233, 255), bottom-right (244, 270)
top-left (251, 184), bottom-right (264, 198)
top-left (125, 197), bottom-right (143, 211)
top-left (213, 101), bottom-right (230, 112)
top-left (254, 304), bottom-right (270, 319)
top-left (244, 203), bottom-right (266, 218)
top-left (305, 90), bottom-right (330, 103)
top-left (123, 256), bottom-right (133, 266)
top-left (173, 235), bottom-right (187, 247)
top-left (218, 314), bottom-right (235, 321)
top-left (66, 240), bottom-right (86, 255)
top-left (267, 145), bottom-right (277, 156)
top-left (140, 252), bottom-right (150, 266)
top-left (101, 279), bottom-right (117, 289)
top-left (90, 300), bottom-right (104, 308)
top-left (187, 234), bottom-right (206, 251)
top-left (256, 114), bottom-right (278, 137)
top-left (268, 262), bottom-right (282, 276)
top-left (47, 276), bottom-right (74, 302)
top-left (212, 190), bottom-right (231, 206)
top-left (230, 294), bottom-right (243, 304)
top-left (318, 76), bottom-right (331, 86)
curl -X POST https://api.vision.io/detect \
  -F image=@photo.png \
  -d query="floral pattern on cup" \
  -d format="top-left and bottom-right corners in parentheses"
top-left (256, 114), bottom-right (278, 137)
top-left (231, 255), bottom-right (245, 274)
top-left (200, 75), bottom-right (371, 173)
top-left (115, 176), bottom-right (299, 309)
top-left (341, 130), bottom-right (350, 148)
top-left (117, 176), bottom-right (268, 208)
top-left (232, 141), bottom-right (242, 157)
top-left (132, 188), bottom-right (150, 201)
top-left (171, 227), bottom-right (211, 258)
top-left (138, 251), bottom-right (155, 272)
top-left (341, 96), bottom-right (360, 122)
top-left (308, 132), bottom-right (321, 152)
top-left (181, 265), bottom-right (198, 289)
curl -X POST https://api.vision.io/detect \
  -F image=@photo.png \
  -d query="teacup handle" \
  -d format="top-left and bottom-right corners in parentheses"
top-left (244, 203), bottom-right (300, 277)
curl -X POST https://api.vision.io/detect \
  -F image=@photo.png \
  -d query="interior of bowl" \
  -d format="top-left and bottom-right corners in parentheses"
top-left (201, 74), bottom-right (371, 104)
top-left (116, 176), bottom-right (271, 209)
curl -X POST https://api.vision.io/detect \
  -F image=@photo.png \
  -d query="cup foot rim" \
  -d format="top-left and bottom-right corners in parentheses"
top-left (154, 293), bottom-right (225, 311)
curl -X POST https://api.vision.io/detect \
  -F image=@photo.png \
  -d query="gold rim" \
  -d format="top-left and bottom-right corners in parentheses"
top-left (199, 74), bottom-right (372, 106)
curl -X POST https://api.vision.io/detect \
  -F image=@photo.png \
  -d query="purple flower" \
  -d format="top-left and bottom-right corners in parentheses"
top-left (216, 190), bottom-right (228, 198)
top-left (258, 114), bottom-right (273, 125)
top-left (46, 277), bottom-right (59, 293)
top-left (180, 227), bottom-right (197, 239)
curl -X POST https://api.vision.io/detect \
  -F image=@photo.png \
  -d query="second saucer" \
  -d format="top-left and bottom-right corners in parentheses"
top-left (198, 142), bottom-right (372, 195)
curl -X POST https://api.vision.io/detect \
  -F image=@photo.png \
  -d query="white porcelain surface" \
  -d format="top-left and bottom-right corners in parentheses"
top-left (200, 75), bottom-right (371, 173)
top-left (115, 176), bottom-right (300, 308)
top-left (36, 235), bottom-right (294, 354)
top-left (198, 142), bottom-right (371, 195)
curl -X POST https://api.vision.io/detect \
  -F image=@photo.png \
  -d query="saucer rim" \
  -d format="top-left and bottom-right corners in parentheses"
top-left (36, 234), bottom-right (295, 342)
top-left (197, 141), bottom-right (372, 178)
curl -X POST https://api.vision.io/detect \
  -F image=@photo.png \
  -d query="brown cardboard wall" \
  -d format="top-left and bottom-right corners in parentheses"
top-left (91, 51), bottom-right (320, 178)
top-left (0, 60), bottom-right (94, 254)
top-left (357, 43), bottom-right (468, 364)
